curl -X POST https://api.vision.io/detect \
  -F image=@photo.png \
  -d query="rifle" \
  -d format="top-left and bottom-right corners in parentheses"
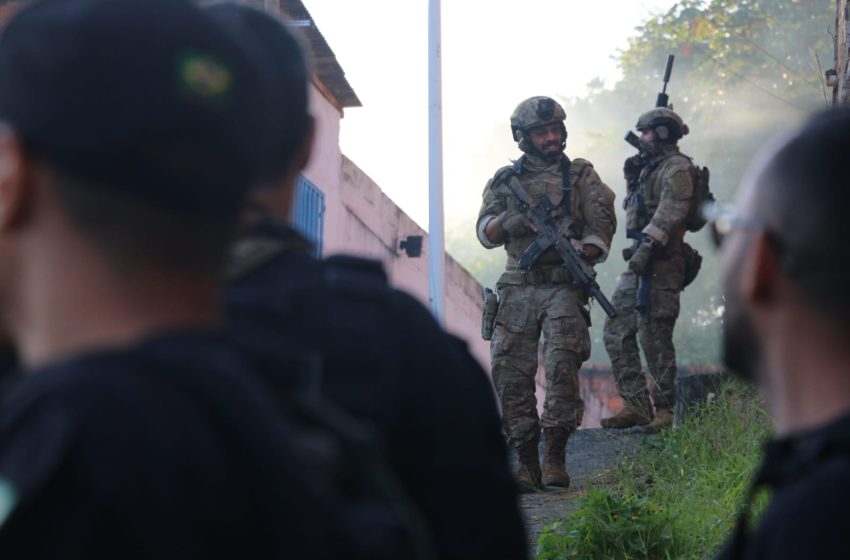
top-left (656, 54), bottom-right (675, 108)
top-left (506, 176), bottom-right (617, 319)
top-left (625, 54), bottom-right (676, 323)
top-left (623, 54), bottom-right (676, 154)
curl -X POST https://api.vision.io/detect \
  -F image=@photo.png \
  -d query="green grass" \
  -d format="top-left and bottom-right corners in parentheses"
top-left (534, 382), bottom-right (771, 560)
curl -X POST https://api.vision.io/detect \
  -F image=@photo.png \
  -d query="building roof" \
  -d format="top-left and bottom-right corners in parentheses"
top-left (279, 0), bottom-right (362, 110)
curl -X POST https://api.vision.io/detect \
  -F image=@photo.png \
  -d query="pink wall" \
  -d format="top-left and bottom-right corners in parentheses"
top-left (301, 83), bottom-right (491, 371)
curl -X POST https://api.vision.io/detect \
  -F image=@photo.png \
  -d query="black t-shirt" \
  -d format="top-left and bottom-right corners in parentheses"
top-left (227, 224), bottom-right (529, 560)
top-left (0, 330), bottom-right (346, 559)
top-left (716, 412), bottom-right (850, 559)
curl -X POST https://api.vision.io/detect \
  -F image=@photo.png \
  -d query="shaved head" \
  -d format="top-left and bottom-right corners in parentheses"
top-left (749, 109), bottom-right (850, 327)
top-left (722, 109), bottom-right (850, 381)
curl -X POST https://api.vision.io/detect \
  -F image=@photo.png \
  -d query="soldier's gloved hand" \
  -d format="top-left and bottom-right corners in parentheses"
top-left (582, 244), bottom-right (602, 261)
top-left (628, 241), bottom-right (654, 275)
top-left (498, 209), bottom-right (532, 237)
top-left (623, 154), bottom-right (643, 183)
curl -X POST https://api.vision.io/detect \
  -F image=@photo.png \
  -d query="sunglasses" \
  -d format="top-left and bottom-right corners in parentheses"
top-left (703, 202), bottom-right (762, 249)
top-left (703, 202), bottom-right (800, 275)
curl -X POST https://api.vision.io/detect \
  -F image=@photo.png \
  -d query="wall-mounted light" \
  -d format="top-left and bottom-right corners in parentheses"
top-left (400, 235), bottom-right (423, 258)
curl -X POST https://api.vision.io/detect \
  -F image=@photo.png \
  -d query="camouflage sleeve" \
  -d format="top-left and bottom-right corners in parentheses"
top-left (476, 177), bottom-right (507, 249)
top-left (575, 162), bottom-right (617, 261)
top-left (642, 161), bottom-right (694, 246)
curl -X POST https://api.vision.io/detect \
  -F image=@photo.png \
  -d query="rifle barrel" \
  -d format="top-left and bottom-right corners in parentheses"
top-left (662, 54), bottom-right (675, 90)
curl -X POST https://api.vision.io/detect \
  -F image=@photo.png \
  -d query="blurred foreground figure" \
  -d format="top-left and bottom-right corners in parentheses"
top-left (716, 109), bottom-right (850, 559)
top-left (216, 6), bottom-right (527, 560)
top-left (0, 0), bottom-right (346, 557)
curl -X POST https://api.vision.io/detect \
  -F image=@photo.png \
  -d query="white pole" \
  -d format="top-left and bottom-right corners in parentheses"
top-left (428, 0), bottom-right (446, 325)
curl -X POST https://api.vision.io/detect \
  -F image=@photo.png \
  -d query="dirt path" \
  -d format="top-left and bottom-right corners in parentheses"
top-left (511, 427), bottom-right (656, 552)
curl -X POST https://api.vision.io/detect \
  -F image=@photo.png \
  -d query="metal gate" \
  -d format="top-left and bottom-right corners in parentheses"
top-left (291, 175), bottom-right (325, 258)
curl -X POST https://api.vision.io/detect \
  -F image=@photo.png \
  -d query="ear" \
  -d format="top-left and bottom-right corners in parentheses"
top-left (656, 126), bottom-right (669, 140)
top-left (0, 127), bottom-right (31, 232)
top-left (741, 231), bottom-right (780, 305)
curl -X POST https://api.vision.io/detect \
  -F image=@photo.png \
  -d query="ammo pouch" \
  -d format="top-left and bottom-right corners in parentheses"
top-left (481, 289), bottom-right (499, 341)
top-left (681, 242), bottom-right (702, 289)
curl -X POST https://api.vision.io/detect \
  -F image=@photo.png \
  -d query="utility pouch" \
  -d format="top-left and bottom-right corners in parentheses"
top-left (481, 288), bottom-right (500, 341)
top-left (681, 242), bottom-right (703, 289)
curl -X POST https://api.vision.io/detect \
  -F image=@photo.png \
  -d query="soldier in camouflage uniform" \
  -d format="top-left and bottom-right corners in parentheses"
top-left (477, 97), bottom-right (616, 491)
top-left (601, 107), bottom-right (696, 434)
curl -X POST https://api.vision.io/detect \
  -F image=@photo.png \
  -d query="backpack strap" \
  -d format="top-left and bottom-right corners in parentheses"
top-left (560, 156), bottom-right (572, 218)
top-left (323, 255), bottom-right (389, 301)
top-left (226, 236), bottom-right (287, 283)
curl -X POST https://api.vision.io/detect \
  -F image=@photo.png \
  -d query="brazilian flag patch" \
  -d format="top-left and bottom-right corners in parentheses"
top-left (177, 51), bottom-right (233, 102)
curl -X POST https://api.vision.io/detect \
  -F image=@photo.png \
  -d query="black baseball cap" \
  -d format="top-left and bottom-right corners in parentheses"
top-left (0, 0), bottom-right (267, 219)
top-left (206, 4), bottom-right (311, 185)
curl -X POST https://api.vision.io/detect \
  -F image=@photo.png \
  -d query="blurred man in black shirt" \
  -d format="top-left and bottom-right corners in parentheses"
top-left (214, 5), bottom-right (528, 560)
top-left (0, 0), bottom-right (348, 557)
top-left (716, 109), bottom-right (850, 559)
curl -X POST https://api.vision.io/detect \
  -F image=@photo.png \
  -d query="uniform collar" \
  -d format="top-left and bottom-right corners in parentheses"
top-left (523, 152), bottom-right (566, 173)
top-left (755, 411), bottom-right (850, 488)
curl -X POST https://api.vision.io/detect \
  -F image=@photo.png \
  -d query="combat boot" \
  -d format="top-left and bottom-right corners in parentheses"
top-left (600, 407), bottom-right (652, 429)
top-left (515, 437), bottom-right (543, 493)
top-left (643, 409), bottom-right (674, 434)
top-left (542, 427), bottom-right (570, 488)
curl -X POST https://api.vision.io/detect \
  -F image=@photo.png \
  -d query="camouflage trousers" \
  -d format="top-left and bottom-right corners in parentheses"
top-left (602, 253), bottom-right (684, 415)
top-left (490, 272), bottom-right (590, 449)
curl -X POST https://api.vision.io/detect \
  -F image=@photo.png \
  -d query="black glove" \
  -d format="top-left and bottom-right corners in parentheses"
top-left (628, 241), bottom-right (654, 275)
top-left (499, 209), bottom-right (532, 237)
top-left (624, 154), bottom-right (643, 184)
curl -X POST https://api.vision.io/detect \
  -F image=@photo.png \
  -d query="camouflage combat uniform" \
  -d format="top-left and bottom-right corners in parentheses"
top-left (477, 151), bottom-right (616, 449)
top-left (603, 143), bottom-right (695, 419)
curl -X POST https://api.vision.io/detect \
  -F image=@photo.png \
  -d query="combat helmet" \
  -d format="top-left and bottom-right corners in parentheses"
top-left (510, 96), bottom-right (567, 153)
top-left (635, 107), bottom-right (689, 142)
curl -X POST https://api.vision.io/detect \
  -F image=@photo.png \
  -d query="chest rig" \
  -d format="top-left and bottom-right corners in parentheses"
top-left (495, 154), bottom-right (574, 269)
top-left (623, 152), bottom-right (676, 240)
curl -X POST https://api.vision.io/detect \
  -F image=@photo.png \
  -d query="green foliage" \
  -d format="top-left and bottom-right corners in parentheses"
top-left (536, 491), bottom-right (679, 560)
top-left (534, 383), bottom-right (771, 560)
top-left (448, 0), bottom-right (834, 366)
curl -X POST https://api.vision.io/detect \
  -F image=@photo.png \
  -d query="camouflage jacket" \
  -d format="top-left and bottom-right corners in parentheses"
top-left (624, 144), bottom-right (695, 252)
top-left (476, 152), bottom-right (616, 271)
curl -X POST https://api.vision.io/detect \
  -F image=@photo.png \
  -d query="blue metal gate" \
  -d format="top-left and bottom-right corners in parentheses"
top-left (291, 175), bottom-right (325, 258)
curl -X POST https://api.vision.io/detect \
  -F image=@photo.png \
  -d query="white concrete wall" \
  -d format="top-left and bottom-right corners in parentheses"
top-left (301, 83), bottom-right (491, 371)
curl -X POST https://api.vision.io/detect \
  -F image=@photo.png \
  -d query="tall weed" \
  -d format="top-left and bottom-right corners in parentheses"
top-left (535, 382), bottom-right (770, 560)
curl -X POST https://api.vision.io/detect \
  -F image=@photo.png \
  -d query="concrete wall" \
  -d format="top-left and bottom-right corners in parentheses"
top-left (301, 82), bottom-right (491, 371)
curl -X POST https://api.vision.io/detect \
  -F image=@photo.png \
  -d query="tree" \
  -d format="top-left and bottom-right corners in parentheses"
top-left (449, 0), bottom-right (834, 365)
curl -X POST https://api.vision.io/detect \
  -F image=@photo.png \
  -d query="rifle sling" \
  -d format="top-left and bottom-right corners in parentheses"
top-left (506, 155), bottom-right (573, 270)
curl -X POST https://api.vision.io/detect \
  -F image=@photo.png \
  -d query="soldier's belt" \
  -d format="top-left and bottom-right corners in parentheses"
top-left (499, 267), bottom-right (573, 286)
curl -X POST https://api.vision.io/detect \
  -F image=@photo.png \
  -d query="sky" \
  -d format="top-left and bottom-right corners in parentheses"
top-left (301, 0), bottom-right (680, 230)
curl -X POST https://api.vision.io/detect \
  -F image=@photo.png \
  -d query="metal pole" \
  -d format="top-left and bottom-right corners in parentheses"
top-left (427, 0), bottom-right (446, 325)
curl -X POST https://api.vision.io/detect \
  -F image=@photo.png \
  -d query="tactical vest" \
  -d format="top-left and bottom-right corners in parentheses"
top-left (493, 154), bottom-right (590, 269)
top-left (624, 149), bottom-right (693, 249)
